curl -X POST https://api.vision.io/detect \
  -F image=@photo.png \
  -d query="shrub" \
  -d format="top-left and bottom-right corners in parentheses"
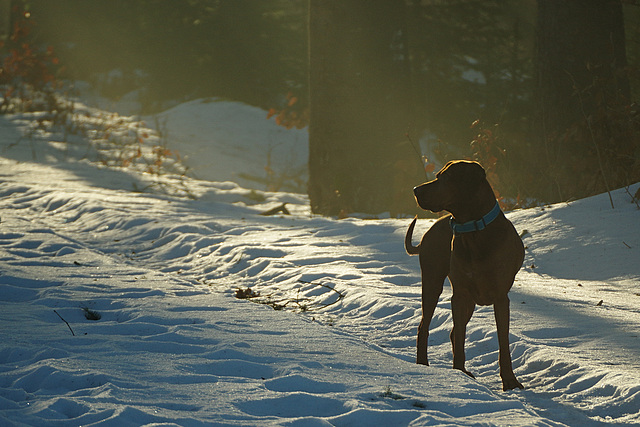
top-left (0, 6), bottom-right (62, 108)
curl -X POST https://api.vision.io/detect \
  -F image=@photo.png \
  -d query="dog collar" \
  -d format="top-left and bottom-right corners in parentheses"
top-left (450, 201), bottom-right (501, 234)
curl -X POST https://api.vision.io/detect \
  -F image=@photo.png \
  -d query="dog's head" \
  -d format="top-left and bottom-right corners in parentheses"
top-left (413, 160), bottom-right (488, 214)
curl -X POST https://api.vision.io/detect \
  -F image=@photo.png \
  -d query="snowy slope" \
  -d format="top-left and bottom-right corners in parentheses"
top-left (148, 98), bottom-right (308, 192)
top-left (0, 100), bottom-right (639, 426)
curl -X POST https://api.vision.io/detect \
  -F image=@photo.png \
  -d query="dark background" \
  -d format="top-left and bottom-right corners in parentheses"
top-left (4, 0), bottom-right (640, 214)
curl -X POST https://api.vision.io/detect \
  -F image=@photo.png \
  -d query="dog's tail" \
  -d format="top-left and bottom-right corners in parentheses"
top-left (405, 216), bottom-right (421, 255)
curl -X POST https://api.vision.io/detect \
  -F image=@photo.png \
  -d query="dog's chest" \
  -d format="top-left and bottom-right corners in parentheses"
top-left (449, 251), bottom-right (503, 305)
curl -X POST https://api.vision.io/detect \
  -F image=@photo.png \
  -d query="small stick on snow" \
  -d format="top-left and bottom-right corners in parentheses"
top-left (260, 203), bottom-right (290, 216)
top-left (54, 310), bottom-right (75, 336)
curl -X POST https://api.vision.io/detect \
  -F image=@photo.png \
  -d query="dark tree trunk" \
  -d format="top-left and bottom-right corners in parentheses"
top-left (534, 0), bottom-right (630, 201)
top-left (308, 0), bottom-right (424, 216)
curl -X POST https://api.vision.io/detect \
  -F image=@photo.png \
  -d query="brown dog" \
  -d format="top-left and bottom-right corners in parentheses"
top-left (405, 160), bottom-right (524, 391)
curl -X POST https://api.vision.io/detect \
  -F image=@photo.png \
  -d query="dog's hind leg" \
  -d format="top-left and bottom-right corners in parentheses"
top-left (417, 274), bottom-right (444, 365)
top-left (415, 217), bottom-right (451, 365)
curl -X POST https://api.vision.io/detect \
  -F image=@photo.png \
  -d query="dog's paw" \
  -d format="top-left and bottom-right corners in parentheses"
top-left (454, 367), bottom-right (475, 379)
top-left (501, 377), bottom-right (524, 391)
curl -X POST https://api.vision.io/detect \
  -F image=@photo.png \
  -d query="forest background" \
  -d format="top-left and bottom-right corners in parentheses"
top-left (2, 0), bottom-right (640, 216)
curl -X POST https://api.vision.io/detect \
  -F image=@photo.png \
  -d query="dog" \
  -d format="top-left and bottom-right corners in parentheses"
top-left (405, 160), bottom-right (524, 391)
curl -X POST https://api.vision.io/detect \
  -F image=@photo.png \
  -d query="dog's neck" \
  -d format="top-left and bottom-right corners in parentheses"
top-left (449, 185), bottom-right (498, 225)
top-left (450, 201), bottom-right (501, 234)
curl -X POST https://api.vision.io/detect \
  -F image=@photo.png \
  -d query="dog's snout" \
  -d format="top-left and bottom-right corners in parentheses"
top-left (413, 183), bottom-right (427, 195)
top-left (413, 181), bottom-right (444, 213)
top-left (413, 183), bottom-right (427, 199)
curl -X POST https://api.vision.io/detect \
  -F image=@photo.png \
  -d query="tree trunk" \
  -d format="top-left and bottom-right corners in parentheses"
top-left (308, 0), bottom-right (424, 216)
top-left (534, 0), bottom-right (629, 201)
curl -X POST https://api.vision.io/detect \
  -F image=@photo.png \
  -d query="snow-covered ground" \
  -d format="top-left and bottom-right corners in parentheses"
top-left (149, 98), bottom-right (308, 193)
top-left (0, 98), bottom-right (639, 426)
top-left (76, 86), bottom-right (309, 192)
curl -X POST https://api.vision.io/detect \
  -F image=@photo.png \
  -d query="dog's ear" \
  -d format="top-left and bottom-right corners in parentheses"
top-left (436, 161), bottom-right (453, 177)
top-left (469, 161), bottom-right (486, 180)
top-left (458, 161), bottom-right (488, 194)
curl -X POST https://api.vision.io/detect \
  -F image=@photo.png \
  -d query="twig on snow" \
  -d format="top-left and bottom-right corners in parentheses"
top-left (260, 203), bottom-right (290, 216)
top-left (53, 310), bottom-right (75, 336)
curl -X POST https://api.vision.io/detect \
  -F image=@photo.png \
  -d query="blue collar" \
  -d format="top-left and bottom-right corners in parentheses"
top-left (450, 201), bottom-right (502, 234)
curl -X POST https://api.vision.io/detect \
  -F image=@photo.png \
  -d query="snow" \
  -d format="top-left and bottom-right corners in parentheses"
top-left (149, 98), bottom-right (308, 192)
top-left (0, 97), bottom-right (639, 426)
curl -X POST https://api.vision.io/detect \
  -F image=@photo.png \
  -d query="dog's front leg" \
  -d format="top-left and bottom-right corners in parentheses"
top-left (450, 292), bottom-right (475, 378)
top-left (494, 295), bottom-right (523, 391)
